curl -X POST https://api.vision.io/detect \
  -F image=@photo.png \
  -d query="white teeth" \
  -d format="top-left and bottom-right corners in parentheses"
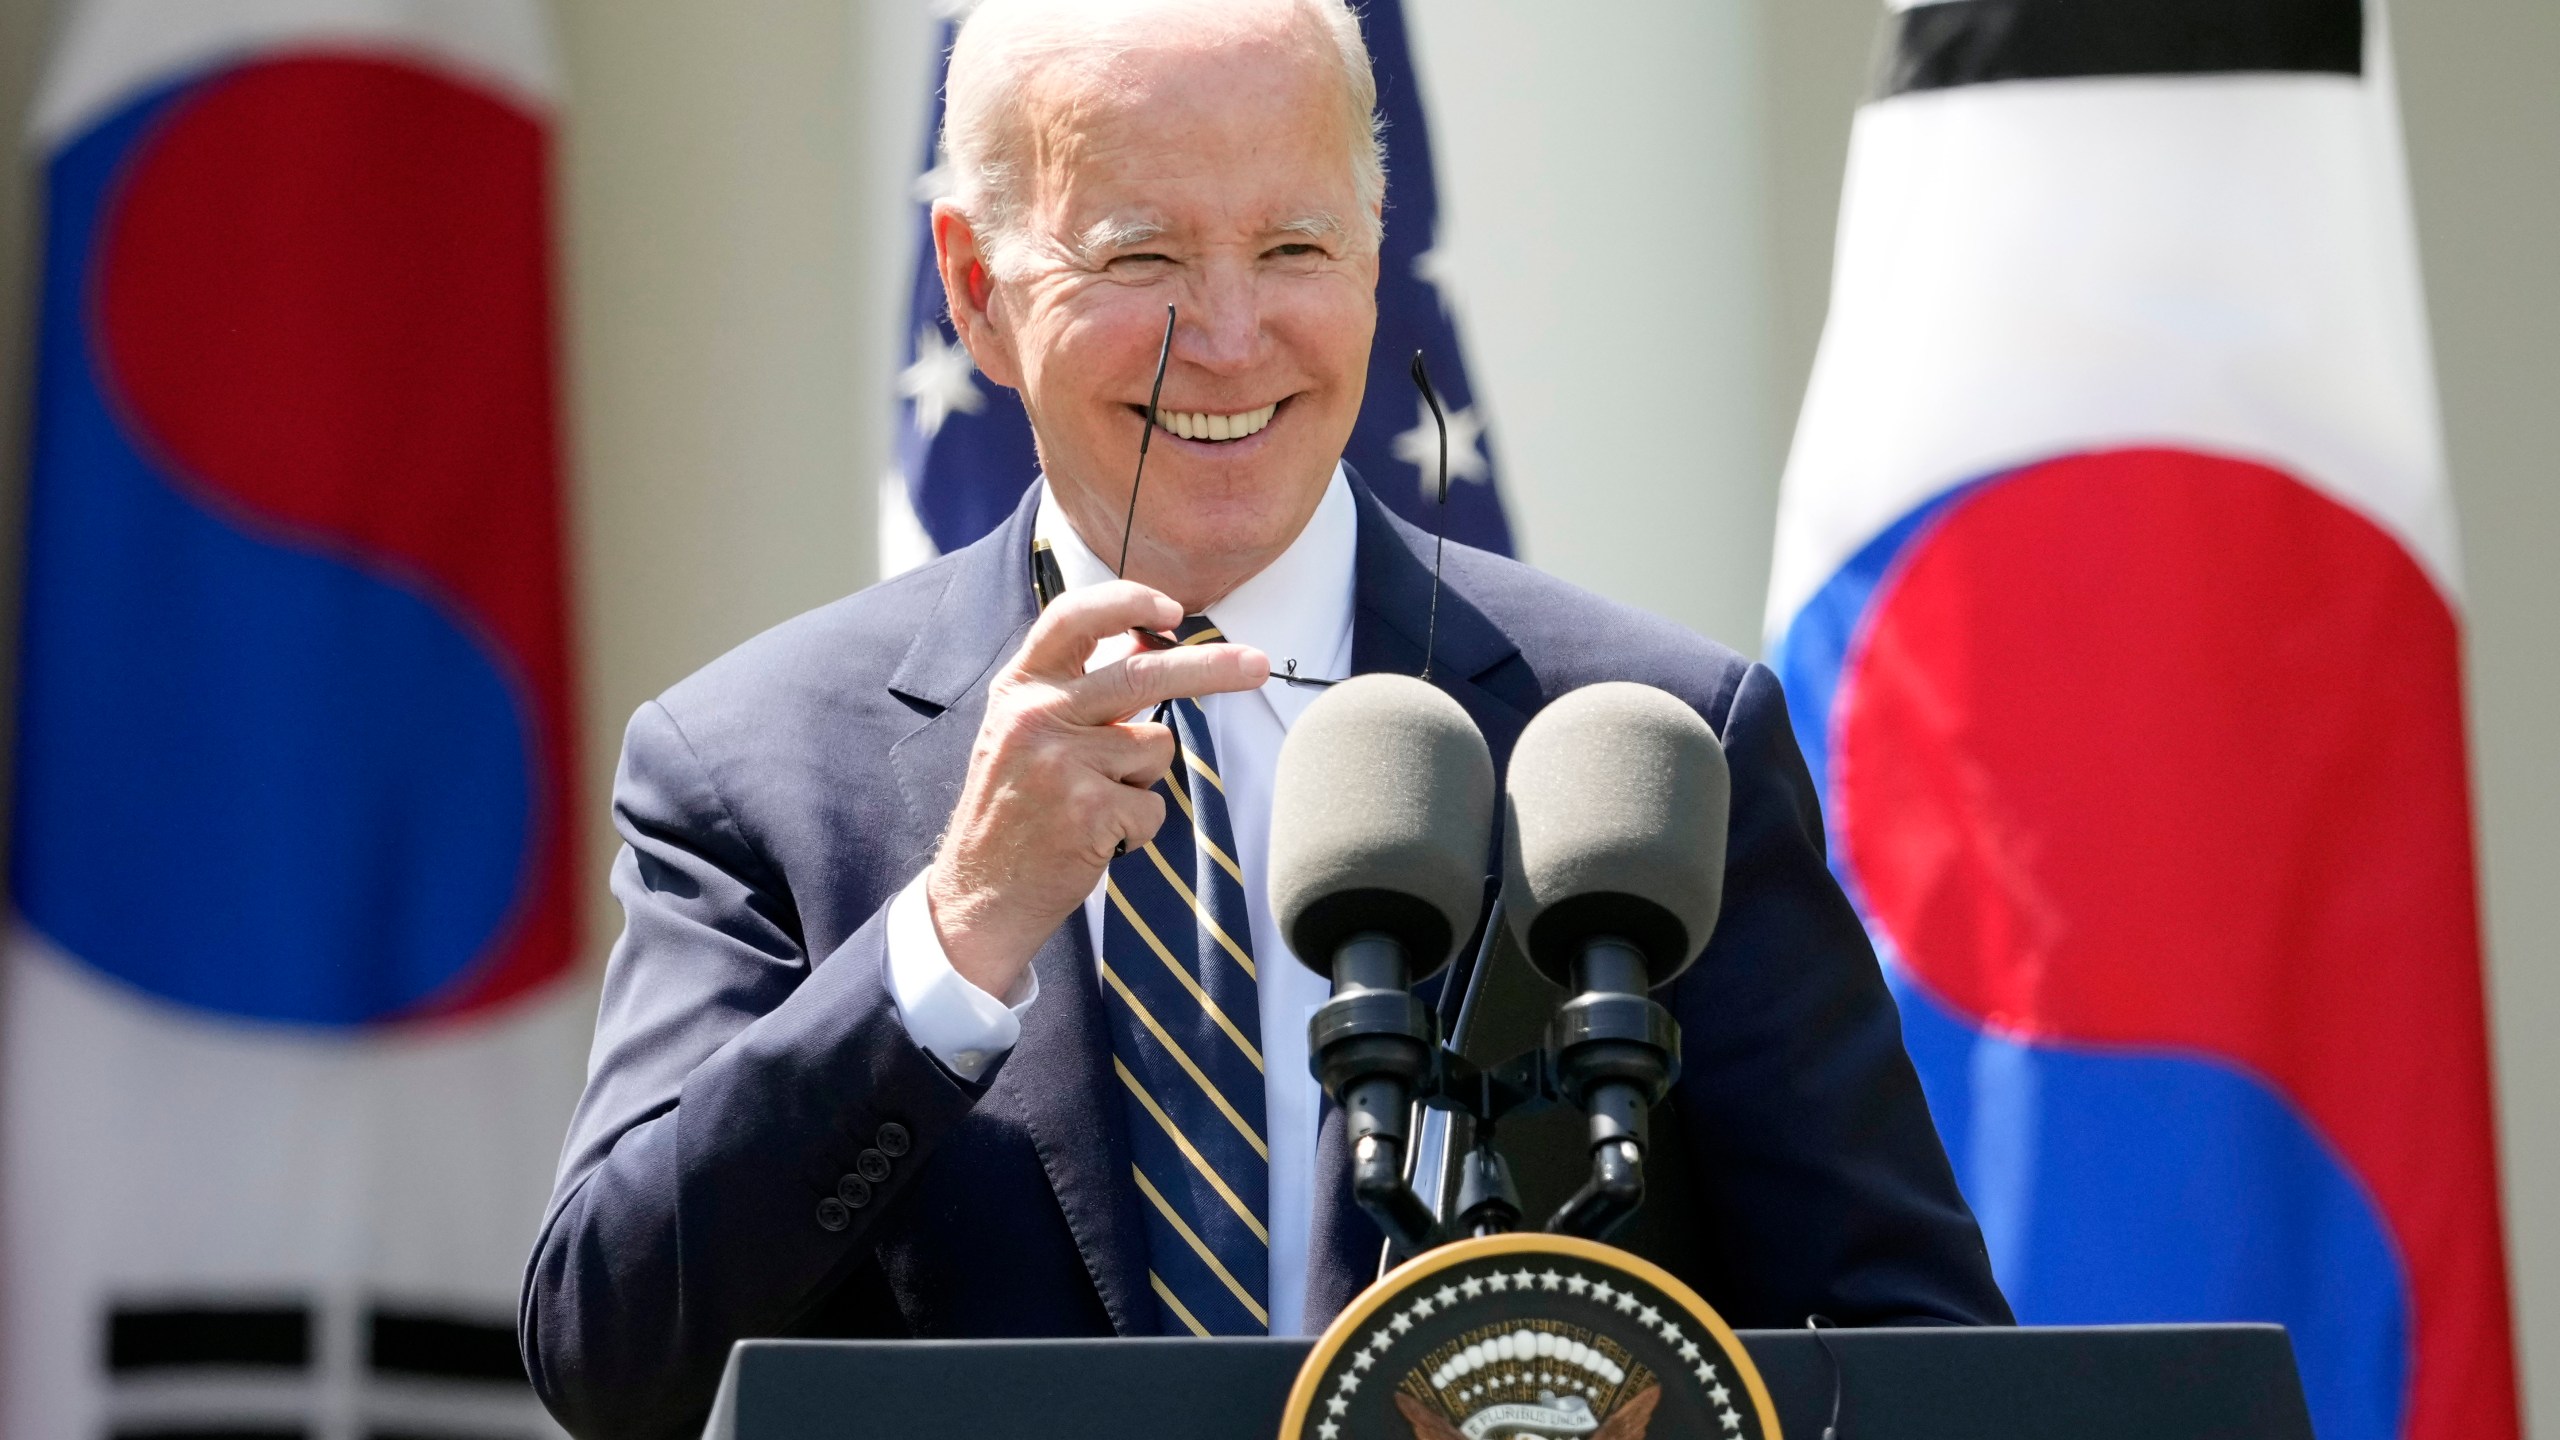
top-left (1152, 402), bottom-right (1277, 442)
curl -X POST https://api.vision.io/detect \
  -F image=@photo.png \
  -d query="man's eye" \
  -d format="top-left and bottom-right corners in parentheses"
top-left (1268, 242), bottom-right (1323, 259)
top-left (1113, 252), bottom-right (1174, 267)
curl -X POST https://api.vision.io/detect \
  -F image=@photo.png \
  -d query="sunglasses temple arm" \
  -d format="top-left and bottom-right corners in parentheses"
top-left (1116, 303), bottom-right (1179, 579)
top-left (1409, 350), bottom-right (1451, 683)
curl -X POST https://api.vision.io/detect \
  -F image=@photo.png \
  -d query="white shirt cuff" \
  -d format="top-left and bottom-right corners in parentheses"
top-left (884, 872), bottom-right (1039, 1083)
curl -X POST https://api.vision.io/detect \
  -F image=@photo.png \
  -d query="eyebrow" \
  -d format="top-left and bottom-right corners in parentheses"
top-left (1070, 210), bottom-right (1349, 265)
top-left (1075, 216), bottom-right (1166, 262)
top-left (1275, 213), bottom-right (1347, 240)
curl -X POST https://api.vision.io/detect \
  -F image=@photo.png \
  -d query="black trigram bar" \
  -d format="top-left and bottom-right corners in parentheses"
top-left (108, 1305), bottom-right (311, 1372)
top-left (110, 1429), bottom-right (304, 1440)
top-left (1879, 0), bottom-right (2364, 96)
top-left (366, 1308), bottom-right (527, 1384)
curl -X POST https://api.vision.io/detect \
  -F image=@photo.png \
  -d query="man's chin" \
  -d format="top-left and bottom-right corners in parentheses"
top-left (1123, 480), bottom-right (1331, 589)
top-left (1046, 430), bottom-right (1341, 571)
top-left (1162, 451), bottom-right (1334, 521)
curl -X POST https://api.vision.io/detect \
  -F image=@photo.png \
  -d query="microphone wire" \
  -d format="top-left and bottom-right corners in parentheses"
top-left (1263, 349), bottom-right (1457, 692)
top-left (1806, 1313), bottom-right (1846, 1440)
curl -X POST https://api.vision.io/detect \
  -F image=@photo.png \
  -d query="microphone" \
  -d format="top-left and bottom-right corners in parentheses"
top-left (1500, 682), bottom-right (1729, 1238)
top-left (1271, 674), bottom-right (1497, 1254)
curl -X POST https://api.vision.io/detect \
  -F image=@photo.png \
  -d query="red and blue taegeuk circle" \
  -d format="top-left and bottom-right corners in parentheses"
top-left (1771, 448), bottom-right (2512, 1440)
top-left (10, 52), bottom-right (578, 1027)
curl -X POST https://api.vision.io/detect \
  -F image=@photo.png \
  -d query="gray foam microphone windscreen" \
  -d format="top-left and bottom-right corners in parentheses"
top-left (1502, 682), bottom-right (1730, 986)
top-left (1269, 674), bottom-right (1497, 979)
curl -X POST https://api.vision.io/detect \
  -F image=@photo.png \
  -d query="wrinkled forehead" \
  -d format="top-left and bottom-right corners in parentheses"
top-left (1016, 25), bottom-right (1361, 238)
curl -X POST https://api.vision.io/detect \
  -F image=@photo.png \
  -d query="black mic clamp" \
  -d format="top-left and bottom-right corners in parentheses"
top-left (1307, 933), bottom-right (1442, 1256)
top-left (1544, 937), bottom-right (1681, 1239)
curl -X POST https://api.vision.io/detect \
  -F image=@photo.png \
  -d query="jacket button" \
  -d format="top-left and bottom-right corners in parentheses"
top-left (815, 1196), bottom-right (852, 1232)
top-left (877, 1122), bottom-right (912, 1158)
top-left (856, 1148), bottom-right (892, 1184)
top-left (837, 1174), bottom-right (873, 1209)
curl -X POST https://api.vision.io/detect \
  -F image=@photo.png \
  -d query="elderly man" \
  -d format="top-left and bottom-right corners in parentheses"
top-left (522, 1), bottom-right (2008, 1434)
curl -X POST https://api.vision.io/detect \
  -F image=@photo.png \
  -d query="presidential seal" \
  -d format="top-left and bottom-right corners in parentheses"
top-left (1280, 1234), bottom-right (1780, 1440)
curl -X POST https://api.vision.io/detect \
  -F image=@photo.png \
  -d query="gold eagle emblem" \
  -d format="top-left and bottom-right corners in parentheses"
top-left (1396, 1383), bottom-right (1662, 1440)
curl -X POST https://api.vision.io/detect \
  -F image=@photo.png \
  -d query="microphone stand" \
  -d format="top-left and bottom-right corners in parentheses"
top-left (1308, 921), bottom-right (1682, 1258)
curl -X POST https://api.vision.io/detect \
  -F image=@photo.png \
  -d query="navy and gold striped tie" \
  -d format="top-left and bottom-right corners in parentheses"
top-left (1100, 614), bottom-right (1269, 1336)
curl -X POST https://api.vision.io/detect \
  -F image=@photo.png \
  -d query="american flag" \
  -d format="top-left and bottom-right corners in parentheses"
top-left (884, 0), bottom-right (1514, 570)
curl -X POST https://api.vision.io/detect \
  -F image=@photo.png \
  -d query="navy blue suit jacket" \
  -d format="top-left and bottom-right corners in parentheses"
top-left (521, 478), bottom-right (2009, 1439)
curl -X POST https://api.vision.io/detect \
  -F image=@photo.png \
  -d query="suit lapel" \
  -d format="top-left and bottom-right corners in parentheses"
top-left (1304, 477), bottom-right (1536, 1324)
top-left (886, 492), bottom-right (1038, 843)
top-left (884, 487), bottom-right (1155, 1335)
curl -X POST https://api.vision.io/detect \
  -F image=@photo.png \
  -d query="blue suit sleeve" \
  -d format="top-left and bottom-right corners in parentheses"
top-left (520, 700), bottom-right (983, 1440)
top-left (1665, 663), bottom-right (2013, 1327)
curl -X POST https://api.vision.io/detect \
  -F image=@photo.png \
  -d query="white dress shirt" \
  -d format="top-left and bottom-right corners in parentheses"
top-left (883, 466), bottom-right (1358, 1336)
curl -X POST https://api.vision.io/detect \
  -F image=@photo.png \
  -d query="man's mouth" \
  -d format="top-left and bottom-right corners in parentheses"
top-left (1135, 401), bottom-right (1280, 443)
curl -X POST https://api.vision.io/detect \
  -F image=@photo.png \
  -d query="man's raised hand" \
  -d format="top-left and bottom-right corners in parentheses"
top-left (923, 581), bottom-right (1268, 1000)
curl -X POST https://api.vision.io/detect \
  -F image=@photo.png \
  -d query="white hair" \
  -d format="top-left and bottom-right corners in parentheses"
top-left (938, 0), bottom-right (1387, 275)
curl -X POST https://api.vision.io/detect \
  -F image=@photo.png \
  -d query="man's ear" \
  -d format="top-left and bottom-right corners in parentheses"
top-left (931, 203), bottom-right (1024, 389)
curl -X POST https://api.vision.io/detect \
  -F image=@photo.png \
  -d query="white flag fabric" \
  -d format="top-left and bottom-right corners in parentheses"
top-left (1764, 8), bottom-right (2518, 1440)
top-left (6, 3), bottom-right (585, 1436)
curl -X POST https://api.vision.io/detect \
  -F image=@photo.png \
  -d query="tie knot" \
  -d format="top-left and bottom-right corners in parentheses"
top-left (1176, 614), bottom-right (1223, 645)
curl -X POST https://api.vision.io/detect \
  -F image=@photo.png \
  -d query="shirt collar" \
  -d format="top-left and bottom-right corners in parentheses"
top-left (1034, 464), bottom-right (1358, 719)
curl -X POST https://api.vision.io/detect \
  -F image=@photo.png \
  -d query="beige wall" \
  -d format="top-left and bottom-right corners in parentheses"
top-left (0, 0), bottom-right (53, 793)
top-left (553, 0), bottom-right (882, 965)
top-left (1402, 0), bottom-right (1771, 646)
top-left (2395, 0), bottom-right (2560, 1427)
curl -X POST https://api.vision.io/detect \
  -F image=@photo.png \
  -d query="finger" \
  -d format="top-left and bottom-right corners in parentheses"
top-left (1078, 775), bottom-right (1167, 864)
top-left (1104, 783), bottom-right (1169, 859)
top-left (1062, 641), bottom-right (1272, 726)
top-left (1094, 720), bottom-right (1177, 787)
top-left (1015, 580), bottom-right (1183, 682)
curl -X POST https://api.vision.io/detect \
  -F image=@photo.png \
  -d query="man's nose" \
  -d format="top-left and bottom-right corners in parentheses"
top-left (1172, 262), bottom-right (1265, 375)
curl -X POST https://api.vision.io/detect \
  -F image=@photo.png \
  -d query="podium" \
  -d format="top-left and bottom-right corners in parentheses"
top-left (701, 1324), bottom-right (2312, 1440)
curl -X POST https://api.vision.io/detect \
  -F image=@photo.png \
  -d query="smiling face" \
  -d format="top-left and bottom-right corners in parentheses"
top-left (934, 5), bottom-right (1379, 609)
